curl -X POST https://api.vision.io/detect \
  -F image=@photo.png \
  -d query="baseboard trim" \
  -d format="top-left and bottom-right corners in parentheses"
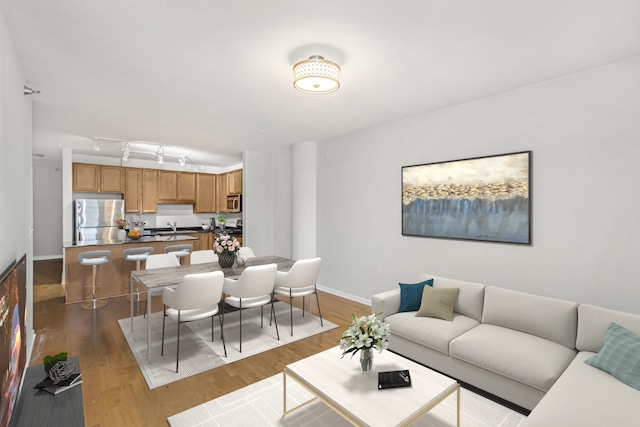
top-left (33, 255), bottom-right (63, 261)
top-left (317, 285), bottom-right (371, 307)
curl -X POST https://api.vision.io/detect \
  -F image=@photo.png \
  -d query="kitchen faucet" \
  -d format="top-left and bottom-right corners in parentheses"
top-left (167, 221), bottom-right (177, 232)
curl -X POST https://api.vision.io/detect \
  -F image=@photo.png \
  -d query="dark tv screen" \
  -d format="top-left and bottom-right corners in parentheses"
top-left (0, 255), bottom-right (27, 427)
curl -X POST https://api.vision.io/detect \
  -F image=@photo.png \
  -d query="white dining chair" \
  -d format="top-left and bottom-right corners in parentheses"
top-left (222, 263), bottom-right (278, 352)
top-left (161, 271), bottom-right (226, 373)
top-left (143, 253), bottom-right (181, 317)
top-left (273, 257), bottom-right (323, 336)
top-left (238, 247), bottom-right (256, 259)
top-left (190, 249), bottom-right (218, 265)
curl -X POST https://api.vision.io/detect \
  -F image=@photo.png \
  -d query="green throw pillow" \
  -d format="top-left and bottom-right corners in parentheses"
top-left (398, 279), bottom-right (433, 312)
top-left (584, 322), bottom-right (640, 391)
top-left (415, 286), bottom-right (459, 321)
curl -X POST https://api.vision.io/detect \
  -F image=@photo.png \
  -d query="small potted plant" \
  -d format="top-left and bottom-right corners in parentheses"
top-left (217, 215), bottom-right (227, 229)
top-left (43, 352), bottom-right (68, 373)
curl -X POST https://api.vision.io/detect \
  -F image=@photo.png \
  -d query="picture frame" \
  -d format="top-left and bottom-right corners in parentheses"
top-left (402, 151), bottom-right (532, 244)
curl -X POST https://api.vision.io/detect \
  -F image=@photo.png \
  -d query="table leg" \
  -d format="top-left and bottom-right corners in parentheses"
top-left (456, 384), bottom-right (460, 427)
top-left (147, 288), bottom-right (152, 361)
top-left (130, 274), bottom-right (134, 332)
top-left (282, 371), bottom-right (287, 415)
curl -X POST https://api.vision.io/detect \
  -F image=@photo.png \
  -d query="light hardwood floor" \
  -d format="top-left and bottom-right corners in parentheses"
top-left (32, 260), bottom-right (369, 426)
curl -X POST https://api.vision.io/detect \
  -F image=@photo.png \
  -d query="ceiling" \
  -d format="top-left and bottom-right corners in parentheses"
top-left (3, 1), bottom-right (640, 168)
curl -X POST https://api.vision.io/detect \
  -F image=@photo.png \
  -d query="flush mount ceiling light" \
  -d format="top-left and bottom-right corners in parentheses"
top-left (293, 55), bottom-right (341, 94)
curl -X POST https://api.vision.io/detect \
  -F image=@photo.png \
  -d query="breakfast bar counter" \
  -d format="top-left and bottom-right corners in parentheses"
top-left (63, 236), bottom-right (199, 304)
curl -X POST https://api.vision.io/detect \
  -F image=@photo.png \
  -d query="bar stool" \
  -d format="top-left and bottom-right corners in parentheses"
top-left (124, 247), bottom-right (153, 302)
top-left (164, 244), bottom-right (192, 265)
top-left (78, 250), bottom-right (111, 310)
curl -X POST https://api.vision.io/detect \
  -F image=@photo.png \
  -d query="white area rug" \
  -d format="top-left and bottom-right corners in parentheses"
top-left (168, 374), bottom-right (527, 427)
top-left (118, 303), bottom-right (337, 389)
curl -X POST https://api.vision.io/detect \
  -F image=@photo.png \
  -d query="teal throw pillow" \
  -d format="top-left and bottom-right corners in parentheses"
top-left (584, 322), bottom-right (640, 391)
top-left (398, 279), bottom-right (433, 313)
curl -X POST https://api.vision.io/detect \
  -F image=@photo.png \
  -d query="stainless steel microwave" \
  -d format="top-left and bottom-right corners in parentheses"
top-left (226, 194), bottom-right (241, 212)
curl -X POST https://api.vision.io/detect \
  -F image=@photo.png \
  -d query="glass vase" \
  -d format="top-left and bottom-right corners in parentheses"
top-left (360, 348), bottom-right (373, 372)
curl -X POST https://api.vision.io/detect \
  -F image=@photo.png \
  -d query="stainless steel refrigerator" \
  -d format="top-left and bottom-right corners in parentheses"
top-left (74, 199), bottom-right (125, 242)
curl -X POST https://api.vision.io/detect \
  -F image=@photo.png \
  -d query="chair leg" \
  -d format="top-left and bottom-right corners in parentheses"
top-left (175, 311), bottom-right (181, 373)
top-left (161, 306), bottom-right (166, 356)
top-left (220, 298), bottom-right (225, 339)
top-left (289, 289), bottom-right (293, 336)
top-left (218, 312), bottom-right (227, 357)
top-left (315, 286), bottom-right (324, 327)
top-left (239, 299), bottom-right (243, 353)
top-left (271, 292), bottom-right (280, 341)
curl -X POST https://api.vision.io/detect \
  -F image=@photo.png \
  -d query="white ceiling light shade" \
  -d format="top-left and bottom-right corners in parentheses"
top-left (293, 55), bottom-right (341, 94)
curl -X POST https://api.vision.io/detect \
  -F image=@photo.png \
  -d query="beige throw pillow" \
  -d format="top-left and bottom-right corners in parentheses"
top-left (415, 286), bottom-right (460, 321)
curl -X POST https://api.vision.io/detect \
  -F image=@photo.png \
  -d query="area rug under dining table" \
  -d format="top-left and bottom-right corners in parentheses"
top-left (118, 303), bottom-right (337, 389)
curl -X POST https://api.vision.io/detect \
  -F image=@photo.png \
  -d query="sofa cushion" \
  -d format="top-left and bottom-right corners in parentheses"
top-left (415, 286), bottom-right (459, 321)
top-left (398, 279), bottom-right (433, 313)
top-left (418, 274), bottom-right (486, 321)
top-left (385, 311), bottom-right (479, 355)
top-left (450, 324), bottom-right (577, 392)
top-left (576, 304), bottom-right (640, 352)
top-left (481, 286), bottom-right (578, 348)
top-left (584, 323), bottom-right (640, 391)
top-left (522, 352), bottom-right (640, 427)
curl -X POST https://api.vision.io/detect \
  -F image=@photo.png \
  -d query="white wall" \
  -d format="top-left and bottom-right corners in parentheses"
top-left (33, 162), bottom-right (62, 259)
top-left (0, 6), bottom-right (34, 353)
top-left (315, 56), bottom-right (640, 313)
top-left (292, 141), bottom-right (317, 259)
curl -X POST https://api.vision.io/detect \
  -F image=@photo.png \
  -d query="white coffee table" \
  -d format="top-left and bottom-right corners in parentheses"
top-left (283, 346), bottom-right (460, 426)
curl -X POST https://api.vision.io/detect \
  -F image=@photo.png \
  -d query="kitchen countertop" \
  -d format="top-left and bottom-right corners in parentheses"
top-left (63, 227), bottom-right (242, 248)
top-left (63, 235), bottom-right (198, 248)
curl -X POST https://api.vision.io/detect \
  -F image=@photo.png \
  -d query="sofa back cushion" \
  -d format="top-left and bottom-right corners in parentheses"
top-left (577, 304), bottom-right (640, 352)
top-left (481, 286), bottom-right (578, 348)
top-left (418, 274), bottom-right (485, 321)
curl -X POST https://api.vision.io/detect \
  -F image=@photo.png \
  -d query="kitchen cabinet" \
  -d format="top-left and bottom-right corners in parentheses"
top-left (216, 173), bottom-right (228, 213)
top-left (158, 171), bottom-right (196, 203)
top-left (227, 169), bottom-right (243, 194)
top-left (178, 172), bottom-right (196, 202)
top-left (198, 232), bottom-right (215, 251)
top-left (195, 173), bottom-right (217, 213)
top-left (100, 165), bottom-right (125, 193)
top-left (158, 171), bottom-right (178, 202)
top-left (124, 168), bottom-right (142, 213)
top-left (73, 163), bottom-right (100, 192)
top-left (142, 169), bottom-right (158, 212)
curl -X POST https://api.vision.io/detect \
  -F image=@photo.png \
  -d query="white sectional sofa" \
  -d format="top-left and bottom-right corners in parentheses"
top-left (371, 274), bottom-right (640, 425)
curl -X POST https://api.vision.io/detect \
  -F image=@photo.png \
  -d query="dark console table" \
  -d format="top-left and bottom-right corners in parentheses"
top-left (9, 356), bottom-right (84, 427)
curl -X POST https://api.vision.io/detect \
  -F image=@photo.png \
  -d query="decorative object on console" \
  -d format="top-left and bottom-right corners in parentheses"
top-left (43, 352), bottom-right (68, 374)
top-left (402, 151), bottom-right (531, 244)
top-left (339, 313), bottom-right (390, 372)
top-left (214, 234), bottom-right (240, 268)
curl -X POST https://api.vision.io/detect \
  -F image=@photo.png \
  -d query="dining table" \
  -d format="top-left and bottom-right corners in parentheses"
top-left (130, 255), bottom-right (296, 360)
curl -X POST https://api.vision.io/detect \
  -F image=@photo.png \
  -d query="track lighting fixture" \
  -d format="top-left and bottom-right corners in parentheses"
top-left (93, 138), bottom-right (102, 152)
top-left (23, 86), bottom-right (40, 95)
top-left (121, 142), bottom-right (130, 161)
top-left (178, 156), bottom-right (186, 166)
top-left (156, 146), bottom-right (165, 164)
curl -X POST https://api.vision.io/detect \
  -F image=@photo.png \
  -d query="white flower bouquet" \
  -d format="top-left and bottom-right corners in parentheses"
top-left (339, 313), bottom-right (390, 358)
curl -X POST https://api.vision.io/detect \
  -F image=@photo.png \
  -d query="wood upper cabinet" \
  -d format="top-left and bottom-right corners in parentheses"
top-left (157, 171), bottom-right (178, 202)
top-left (100, 166), bottom-right (125, 193)
top-left (158, 171), bottom-right (196, 203)
top-left (195, 173), bottom-right (217, 213)
top-left (178, 172), bottom-right (196, 202)
top-left (216, 172), bottom-right (228, 213)
top-left (124, 168), bottom-right (142, 213)
top-left (142, 169), bottom-right (158, 212)
top-left (227, 169), bottom-right (242, 194)
top-left (73, 163), bottom-right (100, 192)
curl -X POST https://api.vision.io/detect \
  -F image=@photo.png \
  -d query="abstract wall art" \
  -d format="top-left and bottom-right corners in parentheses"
top-left (402, 151), bottom-right (531, 244)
